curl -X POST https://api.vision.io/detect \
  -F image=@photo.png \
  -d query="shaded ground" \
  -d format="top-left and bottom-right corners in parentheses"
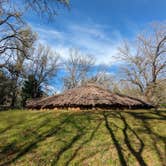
top-left (0, 109), bottom-right (165, 166)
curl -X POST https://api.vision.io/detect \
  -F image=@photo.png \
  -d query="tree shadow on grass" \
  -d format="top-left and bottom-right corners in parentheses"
top-left (64, 120), bottom-right (102, 166)
top-left (0, 112), bottom-right (97, 166)
top-left (0, 110), bottom-right (165, 166)
top-left (119, 112), bottom-right (147, 166)
top-left (0, 121), bottom-right (23, 135)
top-left (0, 112), bottom-right (51, 135)
top-left (103, 110), bottom-right (166, 166)
top-left (0, 114), bottom-right (73, 166)
top-left (103, 112), bottom-right (127, 166)
top-left (50, 113), bottom-right (100, 165)
top-left (125, 110), bottom-right (166, 121)
top-left (127, 110), bottom-right (166, 166)
top-left (0, 113), bottom-right (52, 162)
top-left (77, 146), bottom-right (110, 165)
top-left (152, 109), bottom-right (166, 119)
top-left (0, 118), bottom-right (51, 165)
top-left (50, 131), bottom-right (84, 166)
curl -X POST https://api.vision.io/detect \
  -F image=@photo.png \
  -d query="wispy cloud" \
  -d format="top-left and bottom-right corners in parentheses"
top-left (33, 26), bottom-right (65, 41)
top-left (31, 21), bottom-right (123, 65)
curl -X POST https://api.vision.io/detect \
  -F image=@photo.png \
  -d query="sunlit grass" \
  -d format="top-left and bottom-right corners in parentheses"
top-left (0, 109), bottom-right (165, 166)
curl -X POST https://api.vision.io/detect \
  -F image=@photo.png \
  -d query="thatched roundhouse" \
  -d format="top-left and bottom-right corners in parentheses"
top-left (26, 84), bottom-right (152, 110)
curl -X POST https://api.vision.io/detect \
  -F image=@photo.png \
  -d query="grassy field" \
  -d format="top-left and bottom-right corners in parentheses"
top-left (0, 109), bottom-right (165, 166)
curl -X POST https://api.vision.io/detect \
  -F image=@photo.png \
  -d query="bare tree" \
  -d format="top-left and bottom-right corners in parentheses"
top-left (0, 0), bottom-right (68, 66)
top-left (118, 22), bottom-right (166, 105)
top-left (145, 79), bottom-right (166, 107)
top-left (0, 0), bottom-right (68, 108)
top-left (86, 69), bottom-right (114, 89)
top-left (0, 1), bottom-right (37, 68)
top-left (1, 0), bottom-right (69, 14)
top-left (63, 49), bottom-right (95, 90)
top-left (0, 27), bottom-right (36, 107)
top-left (24, 0), bottom-right (69, 18)
top-left (25, 44), bottom-right (60, 97)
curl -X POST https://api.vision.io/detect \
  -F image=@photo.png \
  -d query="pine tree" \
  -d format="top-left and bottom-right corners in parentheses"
top-left (21, 75), bottom-right (43, 106)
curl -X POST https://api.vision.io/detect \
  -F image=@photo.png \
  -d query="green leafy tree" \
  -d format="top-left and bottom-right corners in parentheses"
top-left (21, 75), bottom-right (43, 106)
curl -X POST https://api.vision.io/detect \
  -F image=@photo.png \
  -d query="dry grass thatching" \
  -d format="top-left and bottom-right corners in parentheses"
top-left (26, 84), bottom-right (153, 109)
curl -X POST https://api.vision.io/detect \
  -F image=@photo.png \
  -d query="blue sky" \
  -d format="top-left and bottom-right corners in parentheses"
top-left (25, 0), bottom-right (166, 64)
top-left (24, 0), bottom-right (166, 92)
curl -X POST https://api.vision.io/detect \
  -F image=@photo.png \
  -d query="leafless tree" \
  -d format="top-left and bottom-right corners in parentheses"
top-left (118, 22), bottom-right (166, 105)
top-left (0, 0), bottom-right (68, 107)
top-left (0, 0), bottom-right (69, 20)
top-left (0, 0), bottom-right (68, 67)
top-left (63, 49), bottom-right (95, 90)
top-left (86, 69), bottom-right (115, 89)
top-left (25, 44), bottom-right (60, 97)
top-left (24, 0), bottom-right (69, 19)
top-left (0, 27), bottom-right (36, 107)
top-left (0, 1), bottom-right (36, 68)
top-left (145, 79), bottom-right (166, 107)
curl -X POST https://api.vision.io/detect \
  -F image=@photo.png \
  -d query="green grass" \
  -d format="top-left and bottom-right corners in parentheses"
top-left (0, 109), bottom-right (165, 166)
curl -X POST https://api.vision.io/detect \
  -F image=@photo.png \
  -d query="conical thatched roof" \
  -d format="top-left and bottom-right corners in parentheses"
top-left (26, 84), bottom-right (152, 109)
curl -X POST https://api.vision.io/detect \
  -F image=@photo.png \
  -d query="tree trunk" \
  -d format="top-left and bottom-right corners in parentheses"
top-left (11, 90), bottom-right (17, 108)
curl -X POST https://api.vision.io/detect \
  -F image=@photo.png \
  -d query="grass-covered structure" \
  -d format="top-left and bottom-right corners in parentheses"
top-left (26, 84), bottom-right (152, 110)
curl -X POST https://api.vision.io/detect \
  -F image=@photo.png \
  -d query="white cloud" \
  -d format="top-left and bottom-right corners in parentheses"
top-left (69, 24), bottom-right (109, 40)
top-left (32, 26), bottom-right (65, 41)
top-left (31, 22), bottom-right (123, 65)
